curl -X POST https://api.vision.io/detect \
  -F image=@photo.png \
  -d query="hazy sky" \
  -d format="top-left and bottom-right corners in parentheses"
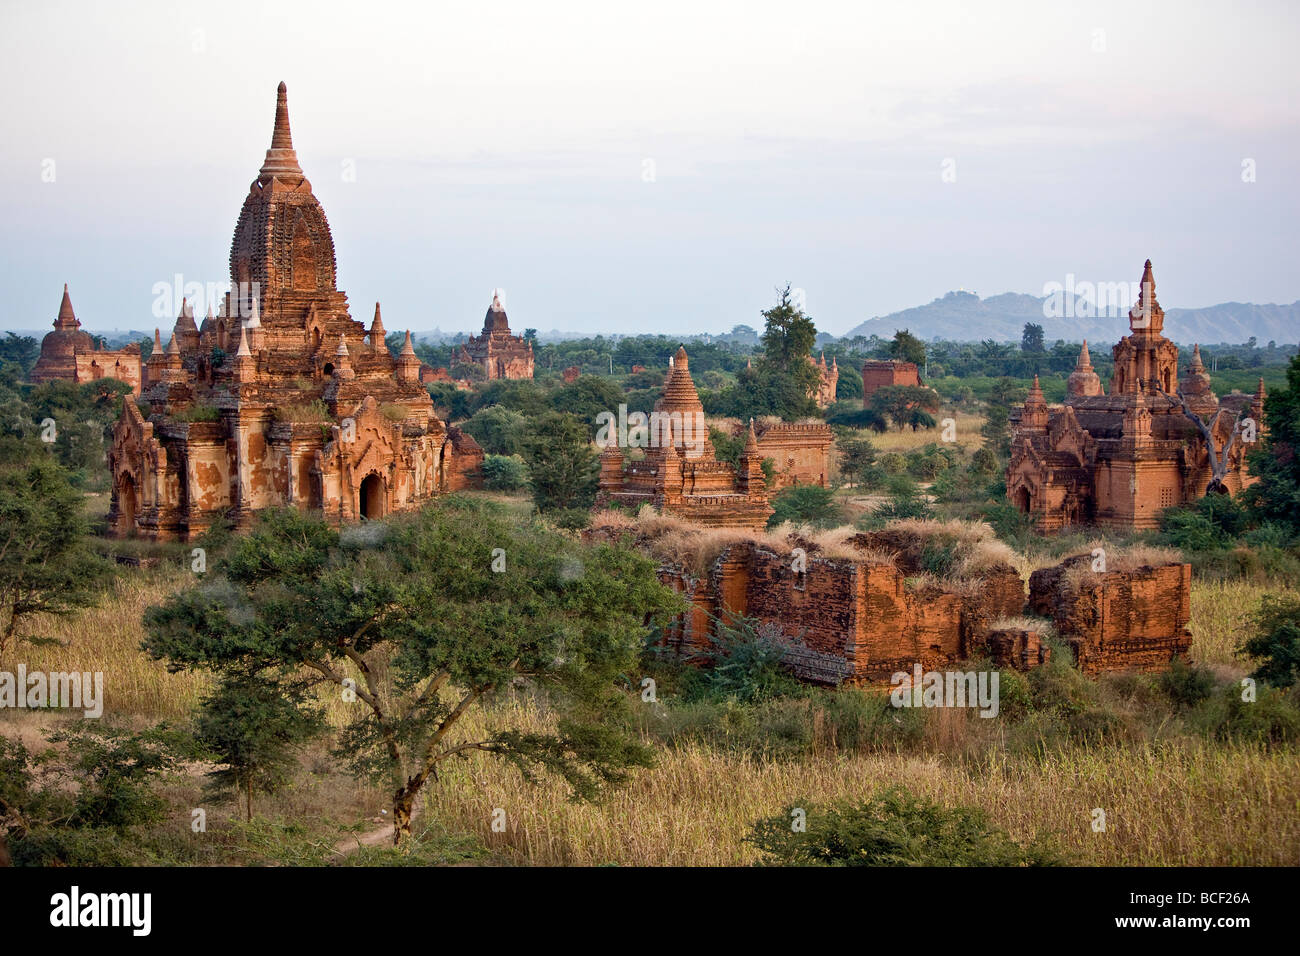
top-left (2, 0), bottom-right (1298, 337)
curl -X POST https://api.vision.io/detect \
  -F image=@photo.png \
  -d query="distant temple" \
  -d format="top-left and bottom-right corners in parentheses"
top-left (1007, 260), bottom-right (1264, 532)
top-left (107, 83), bottom-right (481, 541)
top-left (31, 286), bottom-right (144, 395)
top-left (862, 359), bottom-right (921, 400)
top-left (455, 291), bottom-right (534, 380)
top-left (596, 347), bottom-right (773, 530)
top-left (810, 352), bottom-right (838, 407)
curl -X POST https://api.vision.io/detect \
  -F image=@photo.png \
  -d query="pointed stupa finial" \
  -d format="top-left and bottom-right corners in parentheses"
top-left (1077, 339), bottom-right (1092, 368)
top-left (1190, 343), bottom-right (1205, 370)
top-left (675, 345), bottom-right (689, 369)
top-left (1256, 377), bottom-right (1267, 399)
top-left (235, 323), bottom-right (252, 358)
top-left (400, 329), bottom-right (417, 356)
top-left (259, 81), bottom-right (304, 184)
top-left (744, 417), bottom-right (759, 453)
top-left (1027, 374), bottom-right (1045, 404)
top-left (370, 302), bottom-right (387, 346)
top-left (55, 283), bottom-right (78, 329)
top-left (164, 333), bottom-right (180, 356)
top-left (336, 333), bottom-right (350, 358)
top-left (153, 328), bottom-right (162, 350)
top-left (244, 294), bottom-right (261, 329)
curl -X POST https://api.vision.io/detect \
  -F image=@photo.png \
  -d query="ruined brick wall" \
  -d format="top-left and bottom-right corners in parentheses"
top-left (587, 524), bottom-right (1192, 688)
top-left (862, 360), bottom-right (920, 400)
top-left (1028, 556), bottom-right (1192, 674)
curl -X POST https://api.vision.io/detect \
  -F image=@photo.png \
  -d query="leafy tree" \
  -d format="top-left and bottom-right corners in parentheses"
top-left (761, 285), bottom-right (818, 371)
top-left (0, 452), bottom-right (111, 656)
top-left (461, 404), bottom-right (530, 456)
top-left (481, 454), bottom-right (529, 492)
top-left (826, 402), bottom-right (889, 432)
top-left (1, 723), bottom-right (199, 865)
top-left (746, 787), bottom-right (1064, 866)
top-left (196, 674), bottom-right (325, 820)
top-left (0, 332), bottom-right (39, 376)
top-left (520, 411), bottom-right (599, 511)
top-left (552, 375), bottom-right (625, 431)
top-left (889, 329), bottom-right (926, 367)
top-left (1240, 596), bottom-right (1300, 688)
top-left (868, 385), bottom-right (941, 431)
top-left (426, 382), bottom-right (472, 423)
top-left (1021, 322), bottom-right (1046, 353)
top-left (143, 500), bottom-right (682, 843)
top-left (1244, 353), bottom-right (1300, 534)
top-left (836, 436), bottom-right (879, 488)
top-left (768, 484), bottom-right (844, 529)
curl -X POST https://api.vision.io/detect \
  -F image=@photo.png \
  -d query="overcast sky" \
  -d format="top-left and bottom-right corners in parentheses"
top-left (2, 0), bottom-right (1297, 337)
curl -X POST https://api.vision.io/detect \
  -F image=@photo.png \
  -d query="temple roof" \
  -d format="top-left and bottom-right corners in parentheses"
top-left (55, 283), bottom-right (78, 330)
top-left (258, 82), bottom-right (304, 185)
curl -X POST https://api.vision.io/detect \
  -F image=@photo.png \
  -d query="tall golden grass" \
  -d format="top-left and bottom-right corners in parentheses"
top-left (425, 694), bottom-right (1300, 866)
top-left (5, 567), bottom-right (207, 719)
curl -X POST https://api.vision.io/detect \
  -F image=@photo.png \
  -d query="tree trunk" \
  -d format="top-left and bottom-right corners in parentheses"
top-left (392, 790), bottom-right (416, 846)
top-left (246, 778), bottom-right (253, 822)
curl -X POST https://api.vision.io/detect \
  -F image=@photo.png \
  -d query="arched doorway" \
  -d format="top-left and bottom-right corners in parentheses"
top-left (118, 475), bottom-right (138, 536)
top-left (1014, 485), bottom-right (1031, 514)
top-left (359, 473), bottom-right (385, 520)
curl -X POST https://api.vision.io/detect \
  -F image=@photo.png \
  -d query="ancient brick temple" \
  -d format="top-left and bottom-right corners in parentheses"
top-left (31, 285), bottom-right (144, 395)
top-left (596, 347), bottom-right (773, 530)
top-left (736, 419), bottom-right (834, 489)
top-left (455, 291), bottom-right (534, 380)
top-left (862, 359), bottom-right (921, 399)
top-left (810, 352), bottom-right (838, 407)
top-left (1007, 260), bottom-right (1264, 532)
top-left (107, 83), bottom-right (482, 541)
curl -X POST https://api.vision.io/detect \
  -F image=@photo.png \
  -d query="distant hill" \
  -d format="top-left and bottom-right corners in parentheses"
top-left (842, 291), bottom-right (1300, 346)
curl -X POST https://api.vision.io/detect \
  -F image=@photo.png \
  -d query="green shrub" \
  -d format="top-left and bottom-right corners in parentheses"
top-left (746, 787), bottom-right (1065, 866)
top-left (768, 484), bottom-right (844, 529)
top-left (1239, 595), bottom-right (1300, 687)
top-left (682, 615), bottom-right (802, 704)
top-left (481, 454), bottom-right (529, 492)
top-left (1159, 658), bottom-right (1216, 707)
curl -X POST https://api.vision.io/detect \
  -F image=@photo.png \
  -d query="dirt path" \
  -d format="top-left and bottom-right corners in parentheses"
top-left (332, 801), bottom-right (420, 858)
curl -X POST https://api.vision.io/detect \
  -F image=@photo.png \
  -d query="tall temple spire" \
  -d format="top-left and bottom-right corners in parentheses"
top-left (258, 81), bottom-right (304, 185)
top-left (370, 302), bottom-right (388, 352)
top-left (1129, 258), bottom-right (1164, 333)
top-left (55, 283), bottom-right (78, 330)
top-left (1067, 340), bottom-right (1103, 398)
top-left (396, 329), bottom-right (420, 384)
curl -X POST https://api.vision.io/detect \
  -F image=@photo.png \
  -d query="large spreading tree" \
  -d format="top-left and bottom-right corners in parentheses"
top-left (143, 497), bottom-right (682, 843)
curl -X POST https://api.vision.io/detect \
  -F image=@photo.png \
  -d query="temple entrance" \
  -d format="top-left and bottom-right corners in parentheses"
top-left (359, 473), bottom-right (385, 520)
top-left (118, 475), bottom-right (138, 535)
top-left (1014, 485), bottom-right (1031, 514)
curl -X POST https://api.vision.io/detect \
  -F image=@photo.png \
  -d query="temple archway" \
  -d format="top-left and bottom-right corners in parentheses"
top-left (118, 474), bottom-right (138, 536)
top-left (1014, 485), bottom-right (1031, 514)
top-left (359, 472), bottom-right (385, 520)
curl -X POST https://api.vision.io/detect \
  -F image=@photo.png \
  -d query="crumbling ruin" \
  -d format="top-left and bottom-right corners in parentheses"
top-left (587, 517), bottom-right (1192, 685)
